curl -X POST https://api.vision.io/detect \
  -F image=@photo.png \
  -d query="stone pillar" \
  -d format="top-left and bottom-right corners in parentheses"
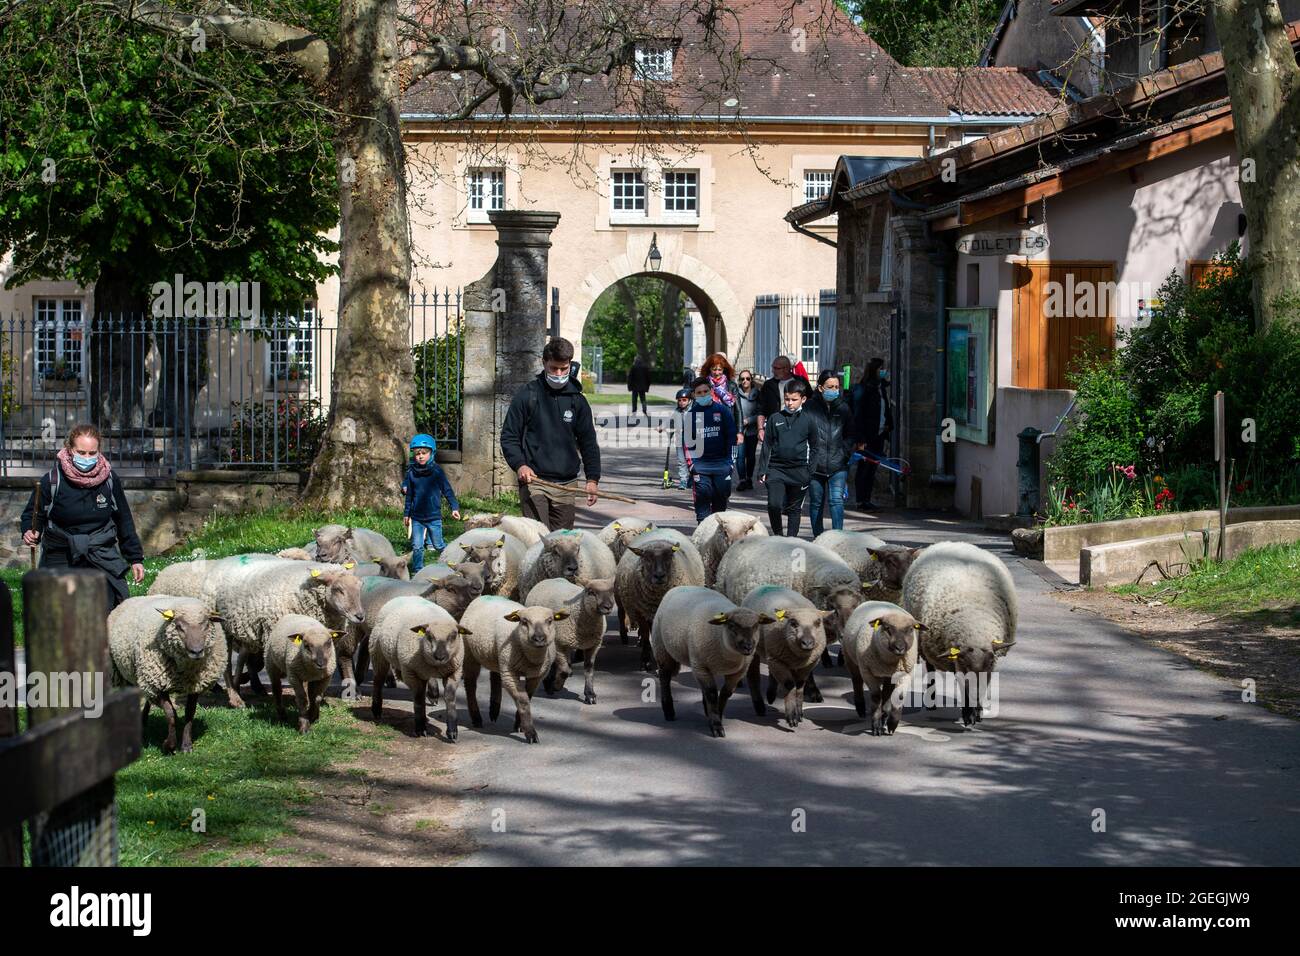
top-left (892, 215), bottom-right (955, 510)
top-left (457, 211), bottom-right (562, 499)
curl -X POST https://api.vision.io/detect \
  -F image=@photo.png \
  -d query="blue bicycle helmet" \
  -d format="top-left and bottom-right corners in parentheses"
top-left (409, 433), bottom-right (436, 452)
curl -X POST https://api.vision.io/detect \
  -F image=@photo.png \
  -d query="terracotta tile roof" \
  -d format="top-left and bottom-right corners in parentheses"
top-left (907, 67), bottom-right (1065, 116)
top-left (401, 0), bottom-right (949, 122)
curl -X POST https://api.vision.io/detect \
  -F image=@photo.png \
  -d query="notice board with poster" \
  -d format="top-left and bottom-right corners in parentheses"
top-left (945, 308), bottom-right (994, 444)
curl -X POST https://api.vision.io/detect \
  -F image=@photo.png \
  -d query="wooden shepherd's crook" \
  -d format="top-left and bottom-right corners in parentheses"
top-left (30, 479), bottom-right (41, 570)
top-left (527, 477), bottom-right (637, 505)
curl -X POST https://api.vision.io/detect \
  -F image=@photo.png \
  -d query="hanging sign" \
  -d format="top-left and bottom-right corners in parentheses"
top-left (955, 232), bottom-right (1049, 257)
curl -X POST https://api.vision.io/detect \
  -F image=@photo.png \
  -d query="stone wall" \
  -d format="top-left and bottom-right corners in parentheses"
top-left (0, 470), bottom-right (304, 568)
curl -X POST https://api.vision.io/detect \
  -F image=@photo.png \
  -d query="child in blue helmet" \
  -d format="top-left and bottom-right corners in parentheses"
top-left (403, 434), bottom-right (460, 572)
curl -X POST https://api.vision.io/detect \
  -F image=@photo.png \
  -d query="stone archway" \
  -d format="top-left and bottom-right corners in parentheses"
top-left (565, 238), bottom-right (745, 366)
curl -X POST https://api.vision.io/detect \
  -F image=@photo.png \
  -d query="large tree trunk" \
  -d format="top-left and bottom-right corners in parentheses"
top-left (1213, 0), bottom-right (1300, 327)
top-left (660, 283), bottom-right (683, 378)
top-left (89, 262), bottom-right (151, 430)
top-left (619, 280), bottom-right (651, 365)
top-left (302, 0), bottom-right (414, 508)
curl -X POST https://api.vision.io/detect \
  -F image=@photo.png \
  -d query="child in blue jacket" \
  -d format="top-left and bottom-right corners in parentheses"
top-left (403, 434), bottom-right (460, 572)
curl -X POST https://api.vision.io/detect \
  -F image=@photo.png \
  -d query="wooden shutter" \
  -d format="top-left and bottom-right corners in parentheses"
top-left (1013, 261), bottom-right (1115, 389)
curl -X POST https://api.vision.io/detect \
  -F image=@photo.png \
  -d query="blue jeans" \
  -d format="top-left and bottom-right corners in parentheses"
top-left (409, 518), bottom-right (446, 572)
top-left (808, 470), bottom-right (848, 537)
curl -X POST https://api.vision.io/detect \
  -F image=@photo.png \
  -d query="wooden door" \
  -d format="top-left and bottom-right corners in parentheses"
top-left (1013, 260), bottom-right (1116, 389)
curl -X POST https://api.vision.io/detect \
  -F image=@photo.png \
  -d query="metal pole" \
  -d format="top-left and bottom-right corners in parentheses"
top-left (1215, 390), bottom-right (1226, 562)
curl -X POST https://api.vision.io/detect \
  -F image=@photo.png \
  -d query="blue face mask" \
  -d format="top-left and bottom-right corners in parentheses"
top-left (72, 454), bottom-right (98, 472)
top-left (878, 369), bottom-right (889, 381)
top-left (545, 373), bottom-right (569, 389)
top-left (823, 389), bottom-right (840, 402)
top-left (695, 395), bottom-right (713, 408)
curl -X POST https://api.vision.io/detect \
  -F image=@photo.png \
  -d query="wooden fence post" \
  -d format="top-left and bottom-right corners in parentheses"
top-left (0, 582), bottom-right (18, 866)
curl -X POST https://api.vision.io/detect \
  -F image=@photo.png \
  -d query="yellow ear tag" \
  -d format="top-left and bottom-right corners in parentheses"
top-left (613, 522), bottom-right (622, 529)
top-left (947, 647), bottom-right (960, 659)
top-left (871, 619), bottom-right (882, 629)
top-left (343, 561), bottom-right (355, 569)
top-left (992, 638), bottom-right (1004, 645)
top-left (870, 553), bottom-right (879, 561)
top-left (913, 624), bottom-right (921, 630)
top-left (446, 561), bottom-right (457, 569)
top-left (310, 569), bottom-right (322, 578)
top-left (292, 636), bottom-right (303, 645)
top-left (330, 631), bottom-right (343, 640)
top-left (671, 545), bottom-right (679, 552)
top-left (774, 609), bottom-right (787, 620)
top-left (159, 608), bottom-right (175, 620)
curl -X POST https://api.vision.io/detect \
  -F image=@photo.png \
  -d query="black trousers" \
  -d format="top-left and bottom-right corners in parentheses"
top-left (519, 481), bottom-right (576, 531)
top-left (765, 468), bottom-right (808, 537)
top-left (40, 546), bottom-right (131, 609)
top-left (740, 432), bottom-right (758, 482)
top-left (629, 391), bottom-right (648, 414)
top-left (855, 432), bottom-right (887, 505)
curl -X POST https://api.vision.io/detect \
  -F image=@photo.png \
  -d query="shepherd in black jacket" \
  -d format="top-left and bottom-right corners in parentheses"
top-left (627, 355), bottom-right (652, 418)
top-left (806, 370), bottom-right (855, 535)
top-left (20, 424), bottom-right (145, 609)
top-left (500, 337), bottom-right (601, 530)
top-left (755, 377), bottom-right (815, 537)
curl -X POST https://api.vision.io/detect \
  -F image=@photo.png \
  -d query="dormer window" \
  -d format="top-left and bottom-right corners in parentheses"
top-left (635, 42), bottom-right (674, 81)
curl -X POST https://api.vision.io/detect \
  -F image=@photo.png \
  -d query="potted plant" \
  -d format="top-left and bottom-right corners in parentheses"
top-left (276, 360), bottom-right (309, 391)
top-left (42, 359), bottom-right (80, 392)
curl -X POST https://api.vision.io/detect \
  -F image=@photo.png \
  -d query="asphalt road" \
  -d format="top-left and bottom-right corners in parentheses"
top-left (438, 414), bottom-right (1300, 866)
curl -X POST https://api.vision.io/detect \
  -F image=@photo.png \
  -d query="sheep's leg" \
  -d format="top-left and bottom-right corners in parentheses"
top-left (769, 662), bottom-right (800, 728)
top-left (865, 674), bottom-right (885, 736)
top-left (765, 668), bottom-right (780, 705)
top-left (291, 677), bottom-right (312, 734)
top-left (616, 595), bottom-right (629, 644)
top-left (464, 658), bottom-right (483, 728)
top-left (552, 645), bottom-right (573, 691)
top-left (542, 660), bottom-right (559, 696)
top-left (159, 693), bottom-right (178, 755)
top-left (443, 676), bottom-right (459, 742)
top-left (846, 659), bottom-right (866, 718)
top-left (411, 676), bottom-right (430, 737)
top-left (803, 670), bottom-right (824, 703)
top-left (488, 671), bottom-right (503, 722)
top-left (504, 672), bottom-right (539, 744)
top-left (427, 680), bottom-right (441, 705)
top-left (247, 652), bottom-right (267, 696)
top-left (141, 701), bottom-right (152, 729)
top-left (370, 657), bottom-right (389, 718)
top-left (696, 672), bottom-right (725, 738)
top-left (179, 694), bottom-right (198, 753)
top-left (269, 670), bottom-right (286, 722)
top-left (882, 677), bottom-right (902, 735)
top-left (581, 645), bottom-right (600, 705)
top-left (353, 634), bottom-right (371, 691)
top-left (307, 678), bottom-right (327, 726)
top-left (338, 650), bottom-right (357, 702)
top-left (222, 650), bottom-right (244, 709)
top-left (718, 670), bottom-right (743, 730)
top-left (747, 656), bottom-right (766, 716)
top-left (639, 618), bottom-right (656, 672)
top-left (657, 658), bottom-right (679, 721)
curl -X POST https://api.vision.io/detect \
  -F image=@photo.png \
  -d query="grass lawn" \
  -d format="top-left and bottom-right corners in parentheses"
top-left (6, 488), bottom-right (523, 865)
top-left (584, 391), bottom-right (673, 406)
top-left (1112, 539), bottom-right (1300, 618)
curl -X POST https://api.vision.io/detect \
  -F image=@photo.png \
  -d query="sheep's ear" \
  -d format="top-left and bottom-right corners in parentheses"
top-left (410, 625), bottom-right (425, 635)
top-left (457, 625), bottom-right (473, 636)
top-left (628, 546), bottom-right (645, 557)
top-left (446, 560), bottom-right (457, 569)
top-left (343, 561), bottom-right (356, 570)
top-left (330, 630), bottom-right (344, 640)
top-left (861, 581), bottom-right (871, 590)
top-left (773, 609), bottom-right (787, 620)
top-left (553, 611), bottom-right (570, 621)
top-left (310, 568), bottom-right (322, 578)
top-left (671, 545), bottom-right (680, 552)
top-left (867, 550), bottom-right (881, 562)
top-left (870, 618), bottom-right (882, 629)
top-left (503, 611), bottom-right (521, 622)
top-left (946, 646), bottom-right (960, 659)
top-left (613, 521), bottom-right (622, 529)
top-left (157, 608), bottom-right (175, 621)
top-left (822, 610), bottom-right (837, 621)
top-left (291, 635), bottom-right (304, 645)
top-left (913, 622), bottom-right (928, 632)
top-left (757, 613), bottom-right (777, 625)
top-left (208, 613), bottom-right (223, 623)
top-left (708, 612), bottom-right (730, 625)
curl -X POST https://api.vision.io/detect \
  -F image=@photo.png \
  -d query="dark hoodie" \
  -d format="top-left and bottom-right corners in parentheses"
top-left (500, 372), bottom-right (602, 483)
top-left (402, 460), bottom-right (459, 522)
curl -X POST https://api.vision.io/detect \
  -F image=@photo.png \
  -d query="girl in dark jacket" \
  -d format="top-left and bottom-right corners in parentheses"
top-left (805, 370), bottom-right (855, 535)
top-left (700, 352), bottom-right (744, 480)
top-left (20, 424), bottom-right (145, 609)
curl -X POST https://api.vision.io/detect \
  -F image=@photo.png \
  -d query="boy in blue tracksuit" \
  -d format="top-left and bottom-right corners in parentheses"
top-left (682, 376), bottom-right (737, 523)
top-left (402, 433), bottom-right (461, 572)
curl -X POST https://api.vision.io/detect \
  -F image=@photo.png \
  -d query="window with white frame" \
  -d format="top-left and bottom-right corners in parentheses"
top-left (663, 170), bottom-right (698, 214)
top-left (879, 213), bottom-right (893, 291)
top-left (35, 298), bottom-right (85, 383)
top-left (800, 314), bottom-right (820, 372)
top-left (611, 170), bottom-right (647, 214)
top-left (804, 170), bottom-right (833, 204)
top-left (467, 167), bottom-right (505, 212)
top-left (269, 301), bottom-right (316, 383)
top-left (634, 42), bottom-right (673, 81)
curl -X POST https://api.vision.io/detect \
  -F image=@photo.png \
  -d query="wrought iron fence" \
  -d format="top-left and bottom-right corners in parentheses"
top-left (737, 291), bottom-right (838, 380)
top-left (0, 290), bottom-right (462, 476)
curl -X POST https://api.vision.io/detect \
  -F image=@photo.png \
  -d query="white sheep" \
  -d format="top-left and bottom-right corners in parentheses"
top-left (148, 552), bottom-right (281, 600)
top-left (649, 586), bottom-right (774, 738)
top-left (596, 517), bottom-right (656, 565)
top-left (108, 596), bottom-right (226, 754)
top-left (345, 556), bottom-right (411, 580)
top-left (211, 560), bottom-right (366, 702)
top-left (812, 530), bottom-right (888, 583)
top-left (442, 529), bottom-right (528, 598)
top-left (369, 596), bottom-right (470, 741)
top-left (353, 575), bottom-right (478, 687)
top-left (305, 525), bottom-right (397, 563)
top-left (614, 527), bottom-right (706, 669)
top-left (522, 577), bottom-right (616, 705)
top-left (264, 613), bottom-right (341, 734)
top-left (275, 547), bottom-right (314, 561)
top-left (464, 512), bottom-right (550, 547)
top-left (458, 595), bottom-right (567, 744)
top-left (518, 529), bottom-right (618, 602)
top-left (739, 585), bottom-right (832, 729)
top-left (692, 511), bottom-right (768, 586)
top-left (840, 601), bottom-right (922, 736)
top-left (413, 560), bottom-right (487, 598)
top-left (901, 542), bottom-right (1018, 725)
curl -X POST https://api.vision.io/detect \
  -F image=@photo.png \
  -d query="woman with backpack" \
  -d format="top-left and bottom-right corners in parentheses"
top-left (20, 424), bottom-right (144, 609)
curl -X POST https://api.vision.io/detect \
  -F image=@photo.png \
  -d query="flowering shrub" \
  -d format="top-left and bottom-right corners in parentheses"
top-left (227, 396), bottom-right (326, 469)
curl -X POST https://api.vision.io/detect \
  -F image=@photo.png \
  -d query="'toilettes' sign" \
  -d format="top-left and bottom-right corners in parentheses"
top-left (955, 232), bottom-right (1049, 257)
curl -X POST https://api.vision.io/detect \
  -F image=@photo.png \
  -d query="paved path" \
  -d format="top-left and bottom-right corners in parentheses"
top-left (439, 421), bottom-right (1300, 865)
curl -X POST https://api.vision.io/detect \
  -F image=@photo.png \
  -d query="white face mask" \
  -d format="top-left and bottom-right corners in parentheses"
top-left (545, 372), bottom-right (569, 389)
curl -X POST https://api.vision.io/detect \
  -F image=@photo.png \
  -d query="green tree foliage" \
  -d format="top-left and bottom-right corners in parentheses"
top-left (584, 278), bottom-right (687, 384)
top-left (840, 0), bottom-right (1004, 67)
top-left (0, 1), bottom-right (339, 309)
top-left (411, 331), bottom-right (464, 447)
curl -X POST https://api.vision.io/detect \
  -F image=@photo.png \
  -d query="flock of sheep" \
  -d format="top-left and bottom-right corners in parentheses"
top-left (106, 511), bottom-right (1018, 752)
